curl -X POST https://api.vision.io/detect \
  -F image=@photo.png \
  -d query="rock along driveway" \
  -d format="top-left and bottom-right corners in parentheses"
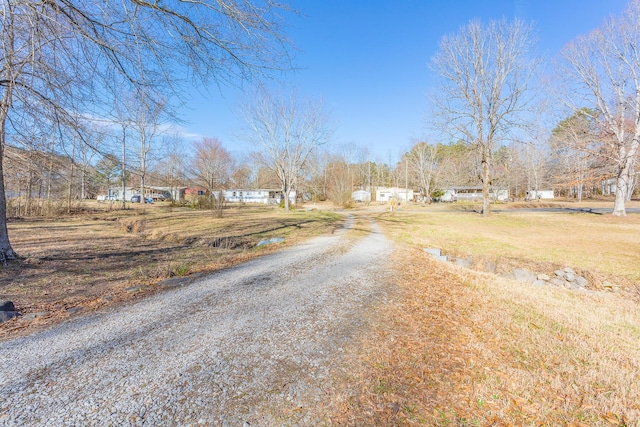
top-left (0, 216), bottom-right (394, 426)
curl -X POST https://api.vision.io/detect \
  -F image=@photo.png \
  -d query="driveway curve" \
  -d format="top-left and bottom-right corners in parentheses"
top-left (0, 217), bottom-right (394, 426)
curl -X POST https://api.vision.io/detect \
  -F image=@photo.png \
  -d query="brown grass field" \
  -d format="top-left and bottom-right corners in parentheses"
top-left (329, 201), bottom-right (640, 426)
top-left (1, 199), bottom-right (639, 426)
top-left (0, 202), bottom-right (343, 338)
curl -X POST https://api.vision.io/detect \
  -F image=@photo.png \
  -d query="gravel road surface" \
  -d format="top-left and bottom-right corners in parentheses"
top-left (0, 217), bottom-right (394, 426)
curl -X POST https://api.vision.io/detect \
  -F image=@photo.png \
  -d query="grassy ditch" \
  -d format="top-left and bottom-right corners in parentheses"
top-left (374, 208), bottom-right (640, 284)
top-left (328, 208), bottom-right (640, 426)
top-left (0, 203), bottom-right (343, 338)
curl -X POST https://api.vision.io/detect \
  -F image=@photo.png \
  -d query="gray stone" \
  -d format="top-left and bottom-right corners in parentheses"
top-left (125, 286), bottom-right (141, 293)
top-left (0, 300), bottom-right (15, 311)
top-left (423, 248), bottom-right (441, 256)
top-left (159, 277), bottom-right (187, 288)
top-left (575, 276), bottom-right (588, 287)
top-left (532, 280), bottom-right (546, 286)
top-left (22, 312), bottom-right (48, 320)
top-left (0, 311), bottom-right (21, 323)
top-left (256, 237), bottom-right (284, 247)
top-left (512, 268), bottom-right (536, 283)
top-left (602, 281), bottom-right (620, 292)
top-left (66, 307), bottom-right (82, 314)
top-left (484, 263), bottom-right (497, 274)
top-left (549, 278), bottom-right (565, 287)
top-left (554, 270), bottom-right (565, 278)
top-left (537, 274), bottom-right (550, 281)
top-left (564, 267), bottom-right (575, 275)
top-left (565, 272), bottom-right (576, 282)
top-left (432, 254), bottom-right (448, 262)
top-left (455, 258), bottom-right (473, 268)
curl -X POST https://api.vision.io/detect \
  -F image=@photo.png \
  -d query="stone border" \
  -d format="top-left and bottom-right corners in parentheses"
top-left (423, 248), bottom-right (621, 292)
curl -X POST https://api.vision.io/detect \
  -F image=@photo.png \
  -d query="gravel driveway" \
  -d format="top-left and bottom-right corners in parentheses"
top-left (0, 216), bottom-right (394, 426)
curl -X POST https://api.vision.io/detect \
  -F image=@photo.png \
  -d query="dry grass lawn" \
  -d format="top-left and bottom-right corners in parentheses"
top-left (2, 199), bottom-right (640, 426)
top-left (374, 204), bottom-right (640, 283)
top-left (331, 246), bottom-right (640, 426)
top-left (0, 202), bottom-right (343, 339)
top-left (328, 205), bottom-right (640, 426)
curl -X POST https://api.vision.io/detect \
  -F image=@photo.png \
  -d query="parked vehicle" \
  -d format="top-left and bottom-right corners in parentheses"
top-left (131, 195), bottom-right (154, 204)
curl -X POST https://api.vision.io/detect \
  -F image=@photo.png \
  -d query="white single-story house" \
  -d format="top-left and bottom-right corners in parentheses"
top-left (145, 186), bottom-right (186, 201)
top-left (447, 186), bottom-right (509, 202)
top-left (437, 189), bottom-right (457, 202)
top-left (106, 186), bottom-right (136, 201)
top-left (352, 190), bottom-right (371, 202)
top-left (375, 187), bottom-right (414, 202)
top-left (106, 186), bottom-right (185, 201)
top-left (222, 189), bottom-right (296, 205)
top-left (525, 190), bottom-right (554, 200)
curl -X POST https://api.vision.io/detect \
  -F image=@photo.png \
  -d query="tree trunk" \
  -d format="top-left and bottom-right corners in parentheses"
top-left (0, 109), bottom-right (17, 259)
top-left (283, 187), bottom-right (290, 211)
top-left (481, 151), bottom-right (491, 216)
top-left (613, 137), bottom-right (639, 216)
top-left (121, 126), bottom-right (127, 210)
top-left (26, 169), bottom-right (33, 216)
top-left (613, 165), bottom-right (632, 216)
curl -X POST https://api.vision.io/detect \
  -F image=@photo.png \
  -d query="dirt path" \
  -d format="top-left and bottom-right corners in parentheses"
top-left (0, 216), bottom-right (394, 426)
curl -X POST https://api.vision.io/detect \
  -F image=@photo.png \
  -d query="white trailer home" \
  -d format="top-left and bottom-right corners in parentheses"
top-left (443, 186), bottom-right (509, 202)
top-left (223, 189), bottom-right (296, 205)
top-left (525, 190), bottom-right (554, 200)
top-left (352, 190), bottom-right (371, 202)
top-left (375, 187), bottom-right (414, 202)
top-left (437, 189), bottom-right (457, 202)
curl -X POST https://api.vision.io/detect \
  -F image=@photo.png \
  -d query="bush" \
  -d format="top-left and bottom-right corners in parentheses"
top-left (118, 218), bottom-right (146, 233)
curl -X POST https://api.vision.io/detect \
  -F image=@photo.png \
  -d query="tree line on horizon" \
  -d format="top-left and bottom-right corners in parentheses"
top-left (1, 0), bottom-right (639, 259)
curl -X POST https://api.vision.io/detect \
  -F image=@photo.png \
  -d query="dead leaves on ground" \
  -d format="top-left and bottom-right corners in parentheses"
top-left (328, 246), bottom-right (636, 426)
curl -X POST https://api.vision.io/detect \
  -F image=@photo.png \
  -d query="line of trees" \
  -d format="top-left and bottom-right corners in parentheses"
top-left (2, 0), bottom-right (640, 260)
top-left (0, 0), bottom-right (294, 258)
top-left (429, 1), bottom-right (640, 216)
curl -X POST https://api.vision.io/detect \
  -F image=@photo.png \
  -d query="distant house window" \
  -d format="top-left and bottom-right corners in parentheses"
top-left (198, 190), bottom-right (204, 196)
top-left (233, 191), bottom-right (237, 197)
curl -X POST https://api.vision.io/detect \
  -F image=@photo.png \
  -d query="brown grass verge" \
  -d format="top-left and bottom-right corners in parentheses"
top-left (0, 204), bottom-right (344, 340)
top-left (329, 245), bottom-right (640, 426)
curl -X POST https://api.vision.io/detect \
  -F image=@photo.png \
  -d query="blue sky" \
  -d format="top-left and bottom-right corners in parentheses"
top-left (180, 0), bottom-right (629, 162)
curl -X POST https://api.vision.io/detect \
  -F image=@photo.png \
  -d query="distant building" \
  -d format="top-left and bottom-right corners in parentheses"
top-left (352, 190), bottom-right (371, 202)
top-left (435, 186), bottom-right (509, 202)
top-left (525, 190), bottom-right (554, 201)
top-left (375, 187), bottom-right (414, 202)
top-left (222, 189), bottom-right (296, 205)
top-left (106, 186), bottom-right (186, 201)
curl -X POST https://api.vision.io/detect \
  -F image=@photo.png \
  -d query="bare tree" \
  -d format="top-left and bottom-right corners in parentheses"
top-left (549, 110), bottom-right (605, 201)
top-left (0, 1), bottom-right (293, 258)
top-left (431, 18), bottom-right (540, 215)
top-left (242, 90), bottom-right (332, 211)
top-left (559, 1), bottom-right (640, 215)
top-left (127, 91), bottom-right (166, 204)
top-left (325, 154), bottom-right (353, 207)
top-left (154, 134), bottom-right (189, 200)
top-left (191, 137), bottom-right (232, 196)
top-left (405, 140), bottom-right (442, 202)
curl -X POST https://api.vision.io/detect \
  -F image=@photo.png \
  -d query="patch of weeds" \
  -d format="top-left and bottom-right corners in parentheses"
top-left (373, 378), bottom-right (391, 394)
top-left (171, 263), bottom-right (190, 277)
top-left (402, 405), bottom-right (427, 423)
top-left (433, 408), bottom-right (451, 426)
